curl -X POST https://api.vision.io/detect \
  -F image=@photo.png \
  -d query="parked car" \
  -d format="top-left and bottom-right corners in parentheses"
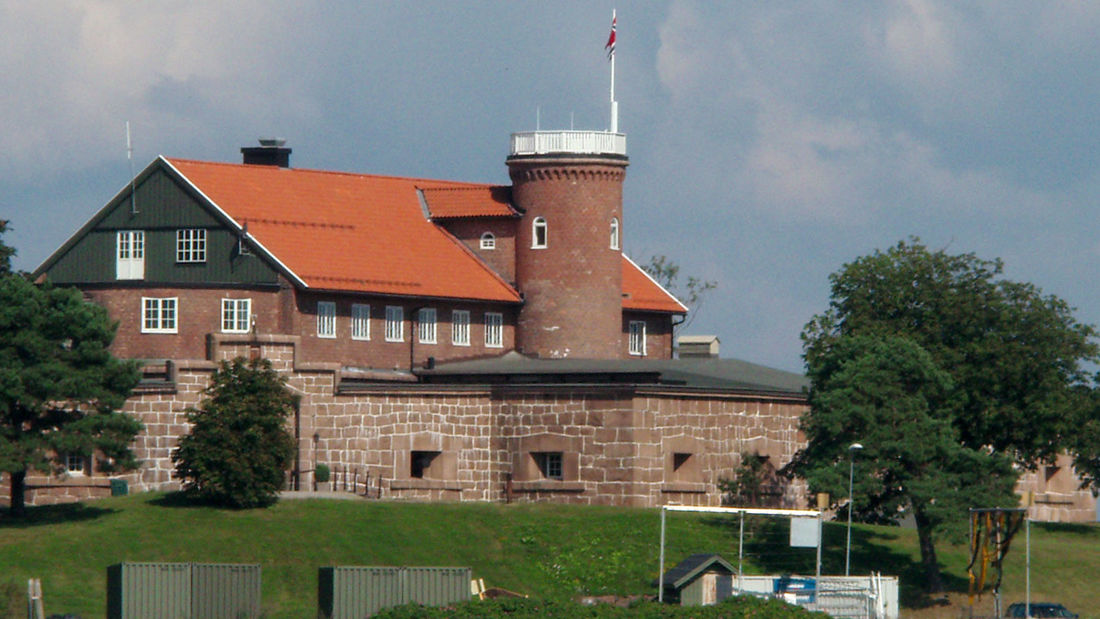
top-left (1005, 602), bottom-right (1078, 618)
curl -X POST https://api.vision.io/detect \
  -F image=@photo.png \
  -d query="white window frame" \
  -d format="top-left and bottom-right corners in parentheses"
top-left (485, 312), bottom-right (503, 348)
top-left (221, 298), bottom-right (252, 334)
top-left (142, 297), bottom-right (178, 334)
top-left (116, 230), bottom-right (145, 280)
top-left (451, 310), bottom-right (471, 346)
top-left (351, 304), bottom-right (371, 341)
top-left (629, 320), bottom-right (647, 356)
top-left (532, 217), bottom-right (547, 249)
top-left (65, 453), bottom-right (87, 476)
top-left (418, 308), bottom-right (437, 344)
top-left (176, 228), bottom-right (207, 263)
top-left (480, 232), bottom-right (496, 250)
top-left (385, 306), bottom-right (404, 342)
top-left (317, 301), bottom-right (336, 338)
top-left (610, 217), bottom-right (620, 250)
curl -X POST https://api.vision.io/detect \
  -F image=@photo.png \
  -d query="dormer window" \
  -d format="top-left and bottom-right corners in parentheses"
top-left (610, 217), bottom-right (620, 250)
top-left (480, 232), bottom-right (496, 250)
top-left (532, 217), bottom-right (547, 249)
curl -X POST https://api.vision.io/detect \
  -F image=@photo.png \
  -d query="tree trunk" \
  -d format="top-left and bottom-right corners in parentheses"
top-left (914, 508), bottom-right (945, 593)
top-left (9, 469), bottom-right (26, 518)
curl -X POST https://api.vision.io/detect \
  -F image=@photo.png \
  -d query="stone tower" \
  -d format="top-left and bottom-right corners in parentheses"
top-left (508, 131), bottom-right (628, 358)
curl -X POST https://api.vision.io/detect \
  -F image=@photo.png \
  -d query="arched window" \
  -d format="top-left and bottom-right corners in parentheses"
top-left (532, 217), bottom-right (547, 249)
top-left (610, 217), bottom-right (620, 250)
top-left (480, 232), bottom-right (496, 250)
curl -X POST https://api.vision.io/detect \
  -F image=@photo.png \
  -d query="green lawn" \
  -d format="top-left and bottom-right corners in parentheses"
top-left (2, 493), bottom-right (1097, 618)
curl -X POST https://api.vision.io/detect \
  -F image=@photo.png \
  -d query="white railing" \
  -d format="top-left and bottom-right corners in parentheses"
top-left (510, 130), bottom-right (626, 156)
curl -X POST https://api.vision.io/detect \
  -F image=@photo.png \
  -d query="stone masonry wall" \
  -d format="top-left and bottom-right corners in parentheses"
top-left (10, 333), bottom-right (1093, 521)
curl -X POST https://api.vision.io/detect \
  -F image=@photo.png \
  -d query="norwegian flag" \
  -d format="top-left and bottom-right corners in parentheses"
top-left (605, 13), bottom-right (616, 60)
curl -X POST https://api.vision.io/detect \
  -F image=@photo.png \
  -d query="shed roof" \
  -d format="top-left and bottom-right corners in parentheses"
top-left (660, 554), bottom-right (736, 590)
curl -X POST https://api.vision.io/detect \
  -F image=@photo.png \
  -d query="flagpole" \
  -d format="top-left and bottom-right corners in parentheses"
top-left (608, 9), bottom-right (618, 133)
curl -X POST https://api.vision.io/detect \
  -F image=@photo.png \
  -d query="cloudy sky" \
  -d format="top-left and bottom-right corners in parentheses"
top-left (4, 1), bottom-right (1099, 373)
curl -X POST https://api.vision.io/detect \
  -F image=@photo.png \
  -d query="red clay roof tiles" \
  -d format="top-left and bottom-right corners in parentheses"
top-left (166, 158), bottom-right (521, 303)
top-left (164, 157), bottom-right (684, 314)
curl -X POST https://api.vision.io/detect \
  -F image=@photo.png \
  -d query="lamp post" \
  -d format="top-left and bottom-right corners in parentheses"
top-left (846, 442), bottom-right (863, 577)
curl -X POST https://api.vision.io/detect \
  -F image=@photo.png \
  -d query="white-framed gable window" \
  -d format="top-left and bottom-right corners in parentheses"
top-left (418, 308), bottom-right (437, 344)
top-left (532, 217), bottom-right (547, 249)
top-left (629, 320), bottom-right (647, 356)
top-left (610, 217), bottom-right (620, 250)
top-left (221, 298), bottom-right (252, 334)
top-left (317, 301), bottom-right (336, 338)
top-left (480, 232), bottom-right (496, 250)
top-left (142, 297), bottom-right (177, 334)
top-left (485, 312), bottom-right (503, 348)
top-left (176, 228), bottom-right (207, 263)
top-left (385, 306), bottom-right (404, 342)
top-left (116, 230), bottom-right (145, 280)
top-left (452, 310), bottom-right (470, 346)
top-left (351, 304), bottom-right (371, 340)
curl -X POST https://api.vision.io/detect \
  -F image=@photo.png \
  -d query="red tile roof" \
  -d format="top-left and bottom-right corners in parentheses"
top-left (622, 256), bottom-right (689, 314)
top-left (162, 158), bottom-right (684, 314)
top-left (165, 158), bottom-right (521, 303)
top-left (422, 186), bottom-right (518, 219)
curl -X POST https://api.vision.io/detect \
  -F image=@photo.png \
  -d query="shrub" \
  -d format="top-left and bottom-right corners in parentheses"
top-left (316, 463), bottom-right (331, 483)
top-left (172, 357), bottom-right (296, 508)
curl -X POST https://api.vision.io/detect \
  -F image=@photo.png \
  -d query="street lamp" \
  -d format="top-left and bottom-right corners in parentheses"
top-left (846, 442), bottom-right (863, 577)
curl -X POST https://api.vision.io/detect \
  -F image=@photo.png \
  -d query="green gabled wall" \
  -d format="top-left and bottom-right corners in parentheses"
top-left (43, 165), bottom-right (281, 287)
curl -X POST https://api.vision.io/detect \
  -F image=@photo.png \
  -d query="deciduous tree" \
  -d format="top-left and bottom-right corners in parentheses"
top-left (793, 239), bottom-right (1097, 592)
top-left (172, 357), bottom-right (296, 508)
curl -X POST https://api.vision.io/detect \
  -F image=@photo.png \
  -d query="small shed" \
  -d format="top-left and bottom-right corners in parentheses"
top-left (658, 553), bottom-right (736, 606)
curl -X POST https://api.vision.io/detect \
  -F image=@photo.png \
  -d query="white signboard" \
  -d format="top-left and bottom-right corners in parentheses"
top-left (789, 516), bottom-right (820, 547)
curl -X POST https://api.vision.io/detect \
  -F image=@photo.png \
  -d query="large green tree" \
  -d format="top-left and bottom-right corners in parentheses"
top-left (0, 222), bottom-right (142, 516)
top-left (792, 239), bottom-right (1097, 592)
top-left (172, 357), bottom-right (296, 508)
top-left (791, 334), bottom-right (1017, 592)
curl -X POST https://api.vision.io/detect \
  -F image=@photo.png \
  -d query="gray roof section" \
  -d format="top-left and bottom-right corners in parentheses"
top-left (660, 554), bottom-right (736, 590)
top-left (417, 352), bottom-right (809, 396)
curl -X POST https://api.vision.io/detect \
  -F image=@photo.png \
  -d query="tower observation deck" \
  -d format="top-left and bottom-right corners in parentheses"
top-left (509, 130), bottom-right (626, 158)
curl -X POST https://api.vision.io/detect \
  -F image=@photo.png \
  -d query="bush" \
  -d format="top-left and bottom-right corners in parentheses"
top-left (373, 595), bottom-right (821, 618)
top-left (172, 357), bottom-right (296, 508)
top-left (316, 463), bottom-right (331, 483)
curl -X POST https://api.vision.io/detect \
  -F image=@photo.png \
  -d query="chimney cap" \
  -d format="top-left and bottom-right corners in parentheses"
top-left (257, 137), bottom-right (287, 147)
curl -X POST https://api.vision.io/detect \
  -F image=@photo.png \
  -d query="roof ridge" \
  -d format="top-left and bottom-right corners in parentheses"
top-left (164, 157), bottom-right (498, 188)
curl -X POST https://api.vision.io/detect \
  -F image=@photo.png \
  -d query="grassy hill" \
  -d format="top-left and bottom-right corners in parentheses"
top-left (2, 492), bottom-right (1097, 618)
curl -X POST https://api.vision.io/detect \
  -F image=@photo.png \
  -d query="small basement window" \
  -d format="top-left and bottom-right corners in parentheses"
top-left (534, 452), bottom-right (563, 480)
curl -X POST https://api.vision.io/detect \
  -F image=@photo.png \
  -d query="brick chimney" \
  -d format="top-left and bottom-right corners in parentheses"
top-left (241, 138), bottom-right (291, 167)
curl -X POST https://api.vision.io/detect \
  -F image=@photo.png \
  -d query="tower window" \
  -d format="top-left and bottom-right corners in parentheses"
top-left (532, 217), bottom-right (547, 249)
top-left (610, 217), bottom-right (620, 250)
top-left (629, 320), bottom-right (647, 356)
top-left (480, 232), bottom-right (496, 250)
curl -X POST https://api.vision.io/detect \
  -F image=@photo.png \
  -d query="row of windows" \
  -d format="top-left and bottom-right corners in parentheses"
top-left (142, 297), bottom-right (252, 334)
top-left (317, 303), bottom-right (504, 348)
top-left (527, 217), bottom-right (620, 250)
top-left (117, 229), bottom-right (211, 280)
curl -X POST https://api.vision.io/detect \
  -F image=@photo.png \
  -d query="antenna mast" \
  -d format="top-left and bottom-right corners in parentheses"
top-left (126, 121), bottom-right (138, 214)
